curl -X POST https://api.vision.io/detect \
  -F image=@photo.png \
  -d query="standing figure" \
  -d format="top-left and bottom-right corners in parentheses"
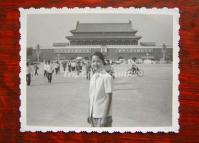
top-left (62, 62), bottom-right (66, 71)
top-left (55, 61), bottom-right (59, 74)
top-left (26, 62), bottom-right (32, 86)
top-left (68, 61), bottom-right (71, 72)
top-left (71, 61), bottom-right (76, 71)
top-left (34, 64), bottom-right (39, 76)
top-left (44, 61), bottom-right (47, 77)
top-left (46, 60), bottom-right (54, 83)
top-left (58, 61), bottom-right (60, 73)
top-left (85, 61), bottom-right (91, 80)
top-left (88, 52), bottom-right (113, 127)
top-left (76, 61), bottom-right (81, 75)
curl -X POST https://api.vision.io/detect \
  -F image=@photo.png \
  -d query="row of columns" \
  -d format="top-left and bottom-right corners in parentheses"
top-left (70, 40), bottom-right (138, 45)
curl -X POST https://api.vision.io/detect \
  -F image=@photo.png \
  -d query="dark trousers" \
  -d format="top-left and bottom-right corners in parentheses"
top-left (44, 70), bottom-right (47, 77)
top-left (26, 74), bottom-right (31, 86)
top-left (68, 66), bottom-right (71, 72)
top-left (35, 70), bottom-right (38, 76)
top-left (86, 71), bottom-right (90, 80)
top-left (55, 68), bottom-right (58, 74)
top-left (47, 73), bottom-right (52, 83)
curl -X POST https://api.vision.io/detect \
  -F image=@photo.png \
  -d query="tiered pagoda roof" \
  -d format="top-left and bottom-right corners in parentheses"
top-left (70, 22), bottom-right (138, 33)
top-left (66, 21), bottom-right (142, 45)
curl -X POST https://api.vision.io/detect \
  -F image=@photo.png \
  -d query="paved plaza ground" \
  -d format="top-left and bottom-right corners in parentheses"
top-left (27, 63), bottom-right (172, 127)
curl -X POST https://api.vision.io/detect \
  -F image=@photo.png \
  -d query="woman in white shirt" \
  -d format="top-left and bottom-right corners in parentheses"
top-left (88, 52), bottom-right (113, 127)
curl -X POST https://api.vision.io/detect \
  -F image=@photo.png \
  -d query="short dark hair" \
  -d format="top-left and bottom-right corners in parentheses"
top-left (92, 52), bottom-right (106, 65)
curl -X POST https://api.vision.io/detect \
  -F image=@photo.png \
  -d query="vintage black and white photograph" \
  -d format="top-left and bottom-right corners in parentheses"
top-left (20, 8), bottom-right (179, 132)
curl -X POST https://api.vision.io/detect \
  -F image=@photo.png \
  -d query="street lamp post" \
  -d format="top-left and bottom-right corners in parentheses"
top-left (146, 53), bottom-right (149, 60)
top-left (162, 43), bottom-right (167, 61)
top-left (89, 48), bottom-right (92, 61)
top-left (101, 45), bottom-right (108, 59)
top-left (57, 53), bottom-right (60, 61)
top-left (35, 44), bottom-right (40, 63)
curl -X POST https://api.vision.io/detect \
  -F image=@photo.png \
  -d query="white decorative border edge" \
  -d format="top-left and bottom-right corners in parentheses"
top-left (19, 7), bottom-right (180, 133)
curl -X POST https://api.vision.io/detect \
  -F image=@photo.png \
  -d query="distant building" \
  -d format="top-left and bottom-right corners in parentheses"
top-left (53, 42), bottom-right (69, 47)
top-left (66, 21), bottom-right (142, 45)
top-left (29, 21), bottom-right (172, 62)
top-left (140, 42), bottom-right (156, 46)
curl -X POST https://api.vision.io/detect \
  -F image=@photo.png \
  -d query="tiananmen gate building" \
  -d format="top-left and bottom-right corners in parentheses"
top-left (28, 21), bottom-right (173, 62)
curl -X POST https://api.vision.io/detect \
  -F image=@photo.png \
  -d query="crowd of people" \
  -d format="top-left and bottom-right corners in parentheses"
top-left (26, 56), bottom-right (140, 86)
top-left (26, 59), bottom-right (93, 85)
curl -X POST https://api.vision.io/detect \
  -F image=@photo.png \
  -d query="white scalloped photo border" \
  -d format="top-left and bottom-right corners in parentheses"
top-left (19, 7), bottom-right (180, 133)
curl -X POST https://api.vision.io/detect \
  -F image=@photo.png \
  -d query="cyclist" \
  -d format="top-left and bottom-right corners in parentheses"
top-left (131, 63), bottom-right (138, 74)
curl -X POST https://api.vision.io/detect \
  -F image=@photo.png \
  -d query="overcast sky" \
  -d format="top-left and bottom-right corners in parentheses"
top-left (27, 13), bottom-right (173, 48)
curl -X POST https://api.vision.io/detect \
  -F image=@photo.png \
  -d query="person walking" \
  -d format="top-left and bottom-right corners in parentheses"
top-left (68, 60), bottom-right (71, 72)
top-left (43, 61), bottom-right (47, 77)
top-left (26, 62), bottom-right (32, 86)
top-left (85, 61), bottom-right (91, 80)
top-left (46, 60), bottom-right (54, 83)
top-left (87, 52), bottom-right (113, 127)
top-left (76, 61), bottom-right (81, 75)
top-left (71, 61), bottom-right (76, 72)
top-left (55, 61), bottom-right (59, 74)
top-left (58, 61), bottom-right (60, 73)
top-left (34, 63), bottom-right (39, 76)
top-left (62, 62), bottom-right (66, 71)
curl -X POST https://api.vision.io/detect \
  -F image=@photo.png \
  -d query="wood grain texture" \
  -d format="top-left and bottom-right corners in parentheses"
top-left (0, 0), bottom-right (199, 143)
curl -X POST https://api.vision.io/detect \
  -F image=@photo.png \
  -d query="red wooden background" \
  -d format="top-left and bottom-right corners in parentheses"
top-left (0, 0), bottom-right (199, 143)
